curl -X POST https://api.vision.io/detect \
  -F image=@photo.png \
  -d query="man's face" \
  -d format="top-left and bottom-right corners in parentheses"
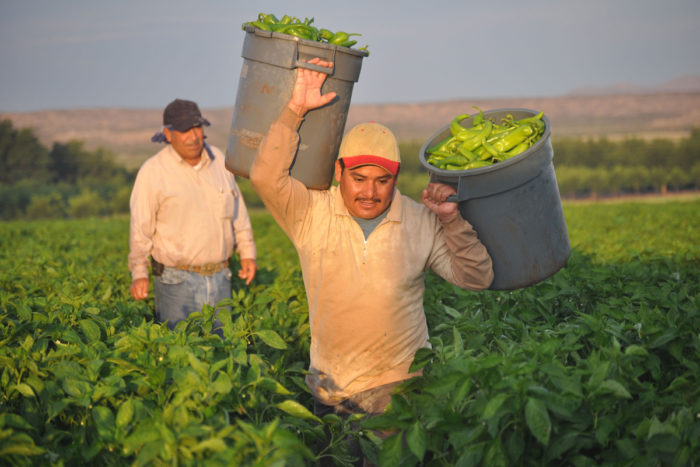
top-left (335, 161), bottom-right (397, 219)
top-left (164, 126), bottom-right (204, 164)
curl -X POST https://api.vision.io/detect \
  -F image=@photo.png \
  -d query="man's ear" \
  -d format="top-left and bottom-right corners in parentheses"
top-left (162, 127), bottom-right (172, 143)
top-left (334, 160), bottom-right (343, 182)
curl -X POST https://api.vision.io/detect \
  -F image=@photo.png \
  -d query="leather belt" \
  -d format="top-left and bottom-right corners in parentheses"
top-left (174, 259), bottom-right (230, 276)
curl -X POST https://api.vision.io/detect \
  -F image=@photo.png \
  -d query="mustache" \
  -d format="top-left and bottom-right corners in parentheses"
top-left (355, 197), bottom-right (380, 203)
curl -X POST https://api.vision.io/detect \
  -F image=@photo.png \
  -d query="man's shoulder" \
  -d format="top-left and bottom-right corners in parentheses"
top-left (144, 145), bottom-right (171, 163)
top-left (208, 145), bottom-right (227, 164)
top-left (135, 147), bottom-right (175, 178)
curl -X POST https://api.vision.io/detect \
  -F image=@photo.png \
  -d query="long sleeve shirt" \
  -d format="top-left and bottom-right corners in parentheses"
top-left (128, 143), bottom-right (256, 280)
top-left (250, 108), bottom-right (493, 404)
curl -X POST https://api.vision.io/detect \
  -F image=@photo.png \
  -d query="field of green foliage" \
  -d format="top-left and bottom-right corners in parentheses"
top-left (1, 198), bottom-right (698, 466)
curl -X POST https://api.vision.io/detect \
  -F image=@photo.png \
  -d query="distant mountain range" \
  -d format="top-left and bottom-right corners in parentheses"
top-left (567, 75), bottom-right (700, 96)
top-left (2, 78), bottom-right (700, 169)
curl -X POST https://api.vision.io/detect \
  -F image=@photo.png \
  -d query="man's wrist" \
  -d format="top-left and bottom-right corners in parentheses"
top-left (438, 212), bottom-right (460, 224)
top-left (287, 102), bottom-right (305, 117)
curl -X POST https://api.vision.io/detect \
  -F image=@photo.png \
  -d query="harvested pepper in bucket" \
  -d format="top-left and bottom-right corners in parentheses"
top-left (242, 13), bottom-right (369, 53)
top-left (425, 107), bottom-right (545, 171)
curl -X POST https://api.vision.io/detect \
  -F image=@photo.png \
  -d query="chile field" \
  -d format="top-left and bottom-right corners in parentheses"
top-left (1, 198), bottom-right (699, 466)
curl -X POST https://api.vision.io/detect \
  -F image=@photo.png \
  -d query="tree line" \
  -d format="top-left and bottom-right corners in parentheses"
top-left (0, 119), bottom-right (134, 220)
top-left (552, 130), bottom-right (700, 197)
top-left (1, 119), bottom-right (699, 220)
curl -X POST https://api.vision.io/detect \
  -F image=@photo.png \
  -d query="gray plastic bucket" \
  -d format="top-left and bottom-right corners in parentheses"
top-left (420, 108), bottom-right (570, 290)
top-left (225, 26), bottom-right (368, 189)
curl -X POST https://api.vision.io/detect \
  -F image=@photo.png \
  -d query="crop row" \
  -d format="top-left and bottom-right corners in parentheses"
top-left (1, 201), bottom-right (698, 465)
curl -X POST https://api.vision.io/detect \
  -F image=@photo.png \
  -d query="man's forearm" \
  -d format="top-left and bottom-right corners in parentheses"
top-left (441, 215), bottom-right (494, 290)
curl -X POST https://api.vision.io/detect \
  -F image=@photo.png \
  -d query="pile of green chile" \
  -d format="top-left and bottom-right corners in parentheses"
top-left (426, 108), bottom-right (545, 171)
top-left (243, 13), bottom-right (368, 52)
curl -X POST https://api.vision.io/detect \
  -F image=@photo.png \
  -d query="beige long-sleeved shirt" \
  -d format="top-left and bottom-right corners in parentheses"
top-left (128, 143), bottom-right (256, 280)
top-left (250, 108), bottom-right (493, 404)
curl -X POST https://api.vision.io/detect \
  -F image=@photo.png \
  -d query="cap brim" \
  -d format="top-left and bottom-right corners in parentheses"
top-left (170, 117), bottom-right (211, 132)
top-left (342, 155), bottom-right (399, 175)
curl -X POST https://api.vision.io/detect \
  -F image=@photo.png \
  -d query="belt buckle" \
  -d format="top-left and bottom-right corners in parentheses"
top-left (199, 262), bottom-right (219, 276)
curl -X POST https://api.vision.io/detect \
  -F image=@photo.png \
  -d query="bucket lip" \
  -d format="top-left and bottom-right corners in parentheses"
top-left (243, 25), bottom-right (369, 58)
top-left (419, 107), bottom-right (552, 178)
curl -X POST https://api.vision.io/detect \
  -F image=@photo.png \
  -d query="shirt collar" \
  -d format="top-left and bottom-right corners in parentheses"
top-left (165, 144), bottom-right (211, 169)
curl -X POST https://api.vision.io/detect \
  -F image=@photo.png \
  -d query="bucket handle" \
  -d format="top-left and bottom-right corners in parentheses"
top-left (293, 41), bottom-right (336, 75)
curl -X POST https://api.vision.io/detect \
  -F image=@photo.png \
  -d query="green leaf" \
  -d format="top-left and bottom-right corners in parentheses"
top-left (406, 420), bottom-right (427, 460)
top-left (22, 335), bottom-right (34, 352)
top-left (190, 438), bottom-right (227, 453)
top-left (122, 420), bottom-right (162, 455)
top-left (647, 329), bottom-right (677, 349)
top-left (0, 413), bottom-right (36, 431)
top-left (624, 344), bottom-right (648, 356)
top-left (62, 378), bottom-right (91, 398)
top-left (443, 305), bottom-right (462, 319)
top-left (211, 372), bottom-right (233, 394)
top-left (276, 400), bottom-right (321, 423)
top-left (17, 304), bottom-right (32, 321)
top-left (481, 393), bottom-right (509, 420)
top-left (116, 398), bottom-right (134, 428)
top-left (596, 379), bottom-right (632, 399)
top-left (484, 439), bottom-right (508, 467)
top-left (587, 359), bottom-right (610, 389)
top-left (258, 377), bottom-right (292, 395)
top-left (79, 319), bottom-right (101, 341)
top-left (378, 432), bottom-right (403, 467)
top-left (13, 383), bottom-right (35, 398)
top-left (92, 405), bottom-right (115, 440)
top-left (525, 398), bottom-right (551, 446)
top-left (186, 352), bottom-right (209, 377)
top-left (424, 372), bottom-right (462, 398)
top-left (452, 326), bottom-right (464, 355)
top-left (0, 442), bottom-right (45, 456)
top-left (255, 329), bottom-right (287, 349)
top-left (409, 347), bottom-right (435, 372)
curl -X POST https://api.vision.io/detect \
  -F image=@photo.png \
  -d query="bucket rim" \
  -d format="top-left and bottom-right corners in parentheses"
top-left (419, 107), bottom-right (552, 178)
top-left (243, 25), bottom-right (370, 58)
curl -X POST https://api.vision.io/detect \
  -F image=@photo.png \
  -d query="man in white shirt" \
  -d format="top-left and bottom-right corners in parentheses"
top-left (128, 99), bottom-right (257, 336)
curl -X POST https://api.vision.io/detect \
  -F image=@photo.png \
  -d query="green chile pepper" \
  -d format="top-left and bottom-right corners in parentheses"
top-left (426, 136), bottom-right (453, 154)
top-left (458, 120), bottom-right (492, 155)
top-left (514, 111), bottom-right (544, 125)
top-left (504, 140), bottom-right (531, 158)
top-left (450, 113), bottom-right (471, 136)
top-left (463, 160), bottom-right (491, 170)
top-left (244, 13), bottom-right (367, 50)
top-left (243, 21), bottom-right (271, 31)
top-left (453, 124), bottom-right (486, 141)
top-left (330, 32), bottom-right (360, 45)
top-left (471, 106), bottom-right (486, 126)
top-left (444, 159), bottom-right (491, 171)
top-left (437, 154), bottom-right (469, 168)
top-left (481, 139), bottom-right (503, 160)
top-left (487, 124), bottom-right (532, 153)
top-left (426, 109), bottom-right (545, 171)
top-left (259, 13), bottom-right (279, 24)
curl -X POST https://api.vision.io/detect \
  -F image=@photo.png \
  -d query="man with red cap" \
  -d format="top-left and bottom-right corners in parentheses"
top-left (250, 59), bottom-right (492, 421)
top-left (128, 98), bottom-right (257, 336)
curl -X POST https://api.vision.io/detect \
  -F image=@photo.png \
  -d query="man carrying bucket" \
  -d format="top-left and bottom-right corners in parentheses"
top-left (250, 57), bottom-right (492, 435)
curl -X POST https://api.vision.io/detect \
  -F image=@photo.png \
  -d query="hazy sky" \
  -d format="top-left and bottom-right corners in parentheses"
top-left (1, 0), bottom-right (699, 112)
